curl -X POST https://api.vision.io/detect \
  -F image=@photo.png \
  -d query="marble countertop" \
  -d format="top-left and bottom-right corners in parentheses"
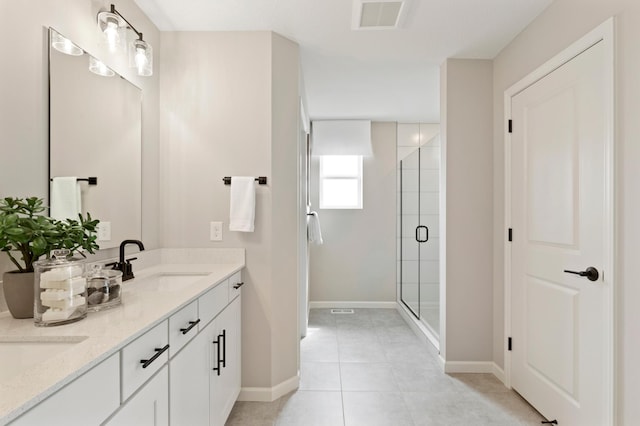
top-left (0, 248), bottom-right (245, 425)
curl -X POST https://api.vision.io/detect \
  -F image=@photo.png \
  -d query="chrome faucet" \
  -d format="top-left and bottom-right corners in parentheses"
top-left (108, 239), bottom-right (145, 281)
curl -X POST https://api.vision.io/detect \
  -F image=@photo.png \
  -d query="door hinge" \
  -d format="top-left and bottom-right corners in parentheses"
top-left (508, 337), bottom-right (512, 351)
top-left (508, 228), bottom-right (513, 242)
top-left (508, 119), bottom-right (513, 133)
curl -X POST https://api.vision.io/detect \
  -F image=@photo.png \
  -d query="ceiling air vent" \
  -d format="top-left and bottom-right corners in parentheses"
top-left (352, 0), bottom-right (408, 30)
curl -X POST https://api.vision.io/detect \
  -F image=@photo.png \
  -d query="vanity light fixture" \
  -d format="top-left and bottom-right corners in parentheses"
top-left (51, 30), bottom-right (83, 56)
top-left (97, 4), bottom-right (153, 77)
top-left (89, 56), bottom-right (115, 77)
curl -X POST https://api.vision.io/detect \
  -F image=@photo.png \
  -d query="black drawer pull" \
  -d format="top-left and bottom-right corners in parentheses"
top-left (140, 344), bottom-right (170, 369)
top-left (221, 329), bottom-right (227, 368)
top-left (180, 319), bottom-right (201, 335)
top-left (213, 335), bottom-right (222, 376)
top-left (233, 282), bottom-right (244, 289)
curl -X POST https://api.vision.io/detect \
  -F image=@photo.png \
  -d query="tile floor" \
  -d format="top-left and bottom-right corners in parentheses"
top-left (226, 308), bottom-right (545, 426)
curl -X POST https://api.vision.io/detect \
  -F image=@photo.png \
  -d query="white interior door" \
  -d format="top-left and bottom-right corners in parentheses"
top-left (510, 40), bottom-right (610, 426)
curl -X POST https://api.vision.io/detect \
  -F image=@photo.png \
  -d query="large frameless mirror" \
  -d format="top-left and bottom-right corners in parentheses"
top-left (48, 28), bottom-right (142, 249)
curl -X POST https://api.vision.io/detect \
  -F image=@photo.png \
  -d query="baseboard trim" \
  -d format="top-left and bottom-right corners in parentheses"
top-left (237, 375), bottom-right (299, 402)
top-left (444, 361), bottom-right (495, 374)
top-left (492, 363), bottom-right (506, 385)
top-left (309, 301), bottom-right (397, 309)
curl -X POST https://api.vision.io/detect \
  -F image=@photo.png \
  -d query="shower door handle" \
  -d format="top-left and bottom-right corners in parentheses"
top-left (416, 226), bottom-right (429, 243)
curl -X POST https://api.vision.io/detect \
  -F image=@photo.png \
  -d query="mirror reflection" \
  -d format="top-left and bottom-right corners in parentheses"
top-left (48, 28), bottom-right (142, 249)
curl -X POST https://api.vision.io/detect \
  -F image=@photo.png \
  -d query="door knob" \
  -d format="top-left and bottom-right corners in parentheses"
top-left (563, 266), bottom-right (599, 282)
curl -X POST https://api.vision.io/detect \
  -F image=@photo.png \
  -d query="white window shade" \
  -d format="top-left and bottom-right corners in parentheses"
top-left (312, 120), bottom-right (372, 156)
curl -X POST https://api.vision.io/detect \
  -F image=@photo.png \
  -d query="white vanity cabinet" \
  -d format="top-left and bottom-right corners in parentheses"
top-left (210, 295), bottom-right (241, 426)
top-left (104, 366), bottom-right (169, 426)
top-left (3, 265), bottom-right (244, 426)
top-left (170, 276), bottom-right (242, 426)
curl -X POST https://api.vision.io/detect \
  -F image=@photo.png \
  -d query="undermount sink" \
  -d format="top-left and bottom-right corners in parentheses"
top-left (0, 337), bottom-right (88, 383)
top-left (128, 273), bottom-right (209, 292)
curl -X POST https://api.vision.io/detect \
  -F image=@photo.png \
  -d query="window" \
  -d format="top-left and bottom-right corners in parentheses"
top-left (319, 155), bottom-right (363, 209)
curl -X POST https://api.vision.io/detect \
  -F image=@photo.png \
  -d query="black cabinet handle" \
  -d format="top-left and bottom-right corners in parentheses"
top-left (213, 335), bottom-right (222, 376)
top-left (179, 319), bottom-right (201, 335)
top-left (140, 344), bottom-right (170, 369)
top-left (233, 282), bottom-right (244, 289)
top-left (221, 329), bottom-right (227, 368)
top-left (564, 266), bottom-right (599, 282)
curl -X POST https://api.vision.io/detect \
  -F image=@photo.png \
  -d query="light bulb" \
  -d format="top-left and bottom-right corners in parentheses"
top-left (135, 46), bottom-right (147, 75)
top-left (104, 21), bottom-right (120, 52)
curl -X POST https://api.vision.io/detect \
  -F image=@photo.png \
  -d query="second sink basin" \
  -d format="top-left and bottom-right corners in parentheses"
top-left (128, 273), bottom-right (209, 292)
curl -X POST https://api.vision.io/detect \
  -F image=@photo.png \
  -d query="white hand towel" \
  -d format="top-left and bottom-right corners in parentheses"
top-left (51, 177), bottom-right (81, 221)
top-left (307, 211), bottom-right (323, 245)
top-left (229, 177), bottom-right (256, 232)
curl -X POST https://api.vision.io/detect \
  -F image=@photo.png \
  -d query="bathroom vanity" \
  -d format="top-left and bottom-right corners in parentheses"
top-left (0, 248), bottom-right (244, 426)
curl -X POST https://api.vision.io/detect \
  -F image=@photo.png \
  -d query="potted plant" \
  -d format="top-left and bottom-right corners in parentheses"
top-left (0, 197), bottom-right (99, 318)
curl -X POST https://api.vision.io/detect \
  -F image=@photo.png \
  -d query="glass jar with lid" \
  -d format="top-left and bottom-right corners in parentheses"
top-left (34, 249), bottom-right (87, 326)
top-left (86, 264), bottom-right (122, 311)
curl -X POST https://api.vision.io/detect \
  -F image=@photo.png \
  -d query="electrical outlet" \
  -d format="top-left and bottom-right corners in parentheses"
top-left (97, 221), bottom-right (111, 241)
top-left (210, 221), bottom-right (223, 241)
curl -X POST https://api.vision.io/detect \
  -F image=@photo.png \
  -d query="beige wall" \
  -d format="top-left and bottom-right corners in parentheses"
top-left (492, 0), bottom-right (640, 422)
top-left (0, 0), bottom-right (161, 305)
top-left (309, 122), bottom-right (397, 303)
top-left (159, 31), bottom-right (299, 392)
top-left (441, 59), bottom-right (494, 362)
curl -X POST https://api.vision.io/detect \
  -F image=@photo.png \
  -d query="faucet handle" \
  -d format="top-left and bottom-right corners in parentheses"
top-left (105, 261), bottom-right (119, 269)
top-left (125, 257), bottom-right (138, 264)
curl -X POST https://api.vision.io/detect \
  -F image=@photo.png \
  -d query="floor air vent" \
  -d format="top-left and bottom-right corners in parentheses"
top-left (331, 308), bottom-right (354, 314)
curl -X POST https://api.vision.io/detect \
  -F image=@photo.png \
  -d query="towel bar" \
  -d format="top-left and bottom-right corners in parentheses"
top-left (223, 176), bottom-right (267, 185)
top-left (50, 177), bottom-right (98, 185)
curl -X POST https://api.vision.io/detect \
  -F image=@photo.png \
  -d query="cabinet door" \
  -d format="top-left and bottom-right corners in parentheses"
top-left (104, 366), bottom-right (168, 426)
top-left (170, 321), bottom-right (210, 425)
top-left (210, 296), bottom-right (241, 426)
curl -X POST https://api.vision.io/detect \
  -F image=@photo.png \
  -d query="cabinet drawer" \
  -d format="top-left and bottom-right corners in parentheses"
top-left (121, 320), bottom-right (169, 401)
top-left (168, 301), bottom-right (199, 357)
top-left (228, 271), bottom-right (243, 301)
top-left (198, 280), bottom-right (228, 326)
top-left (11, 353), bottom-right (119, 425)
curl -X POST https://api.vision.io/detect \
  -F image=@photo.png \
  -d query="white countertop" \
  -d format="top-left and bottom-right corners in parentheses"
top-left (0, 248), bottom-right (245, 425)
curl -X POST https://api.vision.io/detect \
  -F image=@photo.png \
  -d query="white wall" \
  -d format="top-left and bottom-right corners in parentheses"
top-left (0, 0), bottom-right (161, 307)
top-left (159, 31), bottom-right (300, 394)
top-left (492, 1), bottom-right (640, 422)
top-left (309, 122), bottom-right (397, 304)
top-left (440, 59), bottom-right (494, 362)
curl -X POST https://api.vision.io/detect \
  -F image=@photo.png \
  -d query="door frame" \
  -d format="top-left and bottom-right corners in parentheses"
top-left (503, 18), bottom-right (615, 424)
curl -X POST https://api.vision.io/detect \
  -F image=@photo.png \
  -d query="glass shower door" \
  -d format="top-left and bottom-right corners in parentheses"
top-left (400, 148), bottom-right (421, 317)
top-left (399, 136), bottom-right (440, 339)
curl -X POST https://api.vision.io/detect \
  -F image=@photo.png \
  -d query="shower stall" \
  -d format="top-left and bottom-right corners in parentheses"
top-left (397, 123), bottom-right (441, 344)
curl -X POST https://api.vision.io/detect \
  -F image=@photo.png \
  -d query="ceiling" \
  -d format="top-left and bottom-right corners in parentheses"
top-left (134, 0), bottom-right (553, 122)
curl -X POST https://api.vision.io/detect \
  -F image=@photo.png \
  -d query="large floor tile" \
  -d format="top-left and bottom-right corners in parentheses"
top-left (340, 362), bottom-right (399, 391)
top-left (275, 391), bottom-right (344, 426)
top-left (343, 391), bottom-right (414, 426)
top-left (338, 337), bottom-right (387, 363)
top-left (301, 334), bottom-right (339, 362)
top-left (300, 362), bottom-right (342, 391)
top-left (226, 399), bottom-right (281, 426)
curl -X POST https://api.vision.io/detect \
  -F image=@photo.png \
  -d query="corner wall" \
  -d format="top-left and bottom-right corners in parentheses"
top-left (440, 59), bottom-right (494, 363)
top-left (159, 31), bottom-right (300, 394)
